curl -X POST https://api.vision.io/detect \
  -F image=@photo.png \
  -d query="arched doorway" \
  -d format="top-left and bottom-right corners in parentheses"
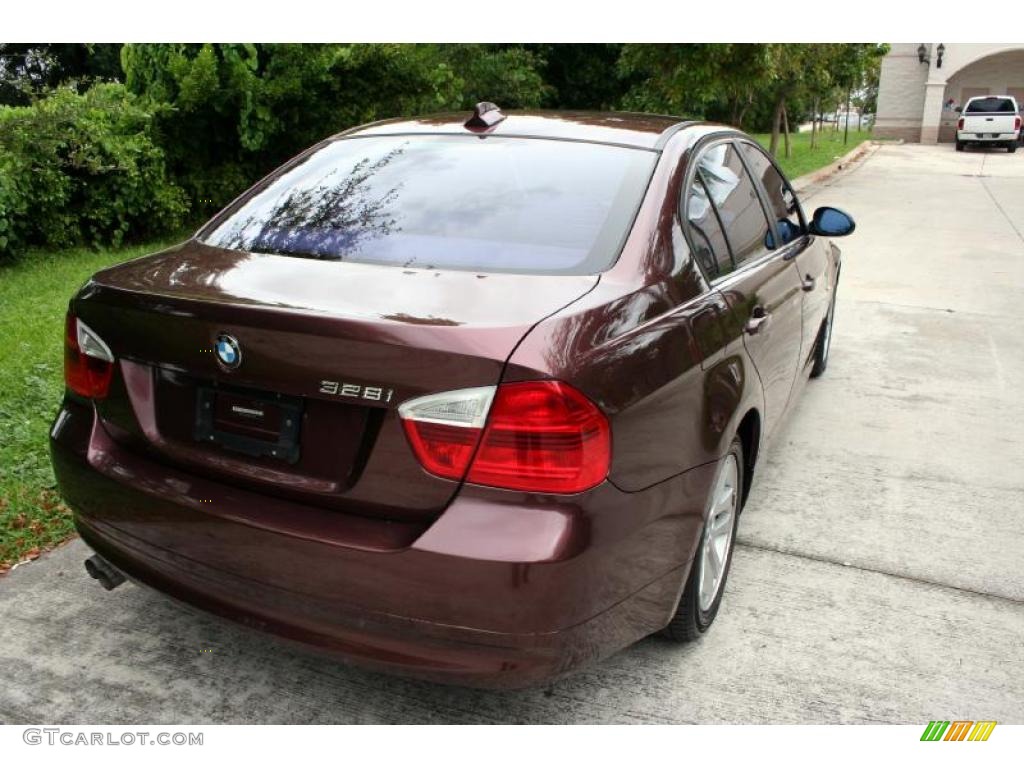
top-left (933, 48), bottom-right (1024, 142)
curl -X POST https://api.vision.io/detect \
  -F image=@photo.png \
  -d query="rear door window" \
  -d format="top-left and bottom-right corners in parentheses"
top-left (202, 135), bottom-right (657, 275)
top-left (696, 142), bottom-right (774, 269)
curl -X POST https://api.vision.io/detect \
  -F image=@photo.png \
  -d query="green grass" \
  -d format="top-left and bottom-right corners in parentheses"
top-left (752, 128), bottom-right (873, 179)
top-left (0, 236), bottom-right (186, 572)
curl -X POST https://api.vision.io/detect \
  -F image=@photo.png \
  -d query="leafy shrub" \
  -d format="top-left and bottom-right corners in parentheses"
top-left (0, 82), bottom-right (187, 260)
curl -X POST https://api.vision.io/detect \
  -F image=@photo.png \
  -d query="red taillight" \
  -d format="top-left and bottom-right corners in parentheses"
top-left (402, 420), bottom-right (482, 480)
top-left (468, 381), bottom-right (610, 493)
top-left (1015, 116), bottom-right (1022, 131)
top-left (400, 381), bottom-right (611, 494)
top-left (64, 313), bottom-right (114, 399)
top-left (957, 117), bottom-right (965, 130)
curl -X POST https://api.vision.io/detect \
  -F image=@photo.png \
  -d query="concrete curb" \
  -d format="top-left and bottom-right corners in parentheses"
top-left (791, 140), bottom-right (880, 194)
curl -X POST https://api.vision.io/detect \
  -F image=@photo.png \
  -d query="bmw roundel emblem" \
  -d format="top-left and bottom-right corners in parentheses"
top-left (215, 333), bottom-right (242, 369)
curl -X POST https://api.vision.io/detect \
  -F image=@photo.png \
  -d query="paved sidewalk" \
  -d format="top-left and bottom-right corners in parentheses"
top-left (2, 143), bottom-right (1022, 724)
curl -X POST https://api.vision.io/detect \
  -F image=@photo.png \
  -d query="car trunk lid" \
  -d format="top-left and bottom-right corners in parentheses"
top-left (73, 240), bottom-right (598, 522)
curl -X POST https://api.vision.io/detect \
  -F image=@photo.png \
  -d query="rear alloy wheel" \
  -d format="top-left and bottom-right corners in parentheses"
top-left (810, 290), bottom-right (836, 378)
top-left (661, 438), bottom-right (743, 642)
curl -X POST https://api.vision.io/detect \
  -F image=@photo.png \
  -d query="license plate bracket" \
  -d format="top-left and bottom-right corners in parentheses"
top-left (194, 385), bottom-right (302, 463)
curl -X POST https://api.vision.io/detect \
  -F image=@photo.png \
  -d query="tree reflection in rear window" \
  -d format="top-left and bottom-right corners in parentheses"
top-left (202, 135), bottom-right (658, 275)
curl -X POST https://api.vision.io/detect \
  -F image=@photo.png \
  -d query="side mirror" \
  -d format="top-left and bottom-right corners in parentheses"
top-left (810, 206), bottom-right (856, 238)
top-left (955, 106), bottom-right (963, 113)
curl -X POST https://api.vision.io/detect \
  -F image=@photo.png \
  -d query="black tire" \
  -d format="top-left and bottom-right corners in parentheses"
top-left (1009, 143), bottom-right (1017, 154)
top-left (662, 437), bottom-right (743, 643)
top-left (956, 140), bottom-right (965, 152)
top-left (810, 289), bottom-right (836, 379)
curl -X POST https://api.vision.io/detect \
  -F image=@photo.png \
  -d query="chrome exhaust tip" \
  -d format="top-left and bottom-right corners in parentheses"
top-left (84, 554), bottom-right (126, 591)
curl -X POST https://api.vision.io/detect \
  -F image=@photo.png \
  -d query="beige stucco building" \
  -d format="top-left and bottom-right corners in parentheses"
top-left (874, 43), bottom-right (1024, 143)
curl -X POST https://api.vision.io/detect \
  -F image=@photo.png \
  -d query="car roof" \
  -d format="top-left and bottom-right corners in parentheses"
top-left (340, 110), bottom-right (693, 150)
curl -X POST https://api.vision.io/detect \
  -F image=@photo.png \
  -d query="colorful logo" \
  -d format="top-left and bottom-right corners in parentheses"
top-left (921, 721), bottom-right (996, 741)
top-left (215, 333), bottom-right (242, 370)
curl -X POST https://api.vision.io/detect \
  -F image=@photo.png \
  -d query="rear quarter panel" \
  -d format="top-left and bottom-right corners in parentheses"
top-left (506, 127), bottom-right (765, 493)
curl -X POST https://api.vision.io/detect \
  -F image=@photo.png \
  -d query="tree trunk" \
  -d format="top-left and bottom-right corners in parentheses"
top-left (769, 96), bottom-right (784, 156)
top-left (782, 102), bottom-right (791, 159)
top-left (811, 97), bottom-right (819, 149)
top-left (844, 88), bottom-right (852, 145)
top-left (736, 94), bottom-right (751, 130)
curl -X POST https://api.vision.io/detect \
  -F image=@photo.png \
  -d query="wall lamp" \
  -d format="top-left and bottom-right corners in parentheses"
top-left (918, 44), bottom-right (946, 68)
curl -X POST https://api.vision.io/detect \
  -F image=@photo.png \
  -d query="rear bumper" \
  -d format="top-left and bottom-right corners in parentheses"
top-left (957, 131), bottom-right (1018, 142)
top-left (51, 399), bottom-right (713, 688)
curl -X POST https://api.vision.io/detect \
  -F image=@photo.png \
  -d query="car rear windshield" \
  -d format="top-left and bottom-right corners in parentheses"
top-left (965, 97), bottom-right (1016, 114)
top-left (202, 135), bottom-right (658, 275)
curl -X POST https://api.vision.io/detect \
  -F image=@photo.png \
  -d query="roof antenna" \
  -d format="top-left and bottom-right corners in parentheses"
top-left (464, 102), bottom-right (505, 130)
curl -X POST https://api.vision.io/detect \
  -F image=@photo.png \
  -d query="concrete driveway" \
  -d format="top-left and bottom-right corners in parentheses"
top-left (2, 143), bottom-right (1022, 724)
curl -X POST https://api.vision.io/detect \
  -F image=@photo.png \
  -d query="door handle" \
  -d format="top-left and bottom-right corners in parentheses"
top-left (745, 307), bottom-right (771, 335)
top-left (802, 274), bottom-right (816, 292)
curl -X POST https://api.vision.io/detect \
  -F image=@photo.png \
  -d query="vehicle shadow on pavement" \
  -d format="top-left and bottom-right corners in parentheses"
top-left (78, 575), bottom-right (700, 724)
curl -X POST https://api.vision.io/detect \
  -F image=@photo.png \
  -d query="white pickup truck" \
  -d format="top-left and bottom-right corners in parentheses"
top-left (956, 95), bottom-right (1021, 153)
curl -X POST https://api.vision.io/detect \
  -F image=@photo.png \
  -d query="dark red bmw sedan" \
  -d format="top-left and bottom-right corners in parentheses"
top-left (51, 104), bottom-right (854, 688)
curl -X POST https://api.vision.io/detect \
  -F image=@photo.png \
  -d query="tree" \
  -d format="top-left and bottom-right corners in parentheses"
top-left (617, 44), bottom-right (778, 126)
top-left (528, 44), bottom-right (625, 110)
top-left (0, 44), bottom-right (122, 105)
top-left (428, 44), bottom-right (551, 109)
top-left (614, 43), bottom-right (886, 156)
